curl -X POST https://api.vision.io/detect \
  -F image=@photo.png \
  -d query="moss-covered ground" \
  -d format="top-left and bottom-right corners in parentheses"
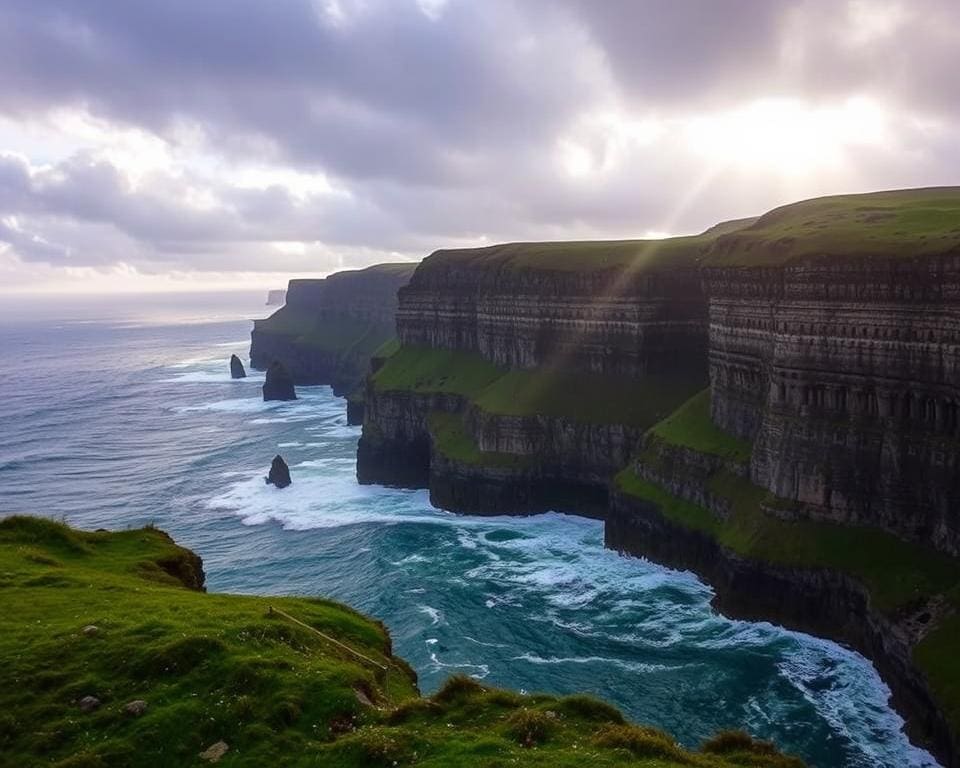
top-left (373, 346), bottom-right (703, 429)
top-left (620, 393), bottom-right (960, 744)
top-left (648, 390), bottom-right (751, 463)
top-left (0, 516), bottom-right (804, 768)
top-left (421, 235), bottom-right (712, 273)
top-left (427, 412), bottom-right (533, 469)
top-left (703, 186), bottom-right (960, 266)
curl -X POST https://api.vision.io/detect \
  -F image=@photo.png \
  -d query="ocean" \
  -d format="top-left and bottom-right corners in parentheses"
top-left (0, 291), bottom-right (938, 768)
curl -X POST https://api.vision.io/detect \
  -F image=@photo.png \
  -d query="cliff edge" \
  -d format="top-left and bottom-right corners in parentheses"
top-left (0, 516), bottom-right (803, 768)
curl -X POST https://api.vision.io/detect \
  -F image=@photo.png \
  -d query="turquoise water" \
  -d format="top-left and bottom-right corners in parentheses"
top-left (0, 292), bottom-right (939, 768)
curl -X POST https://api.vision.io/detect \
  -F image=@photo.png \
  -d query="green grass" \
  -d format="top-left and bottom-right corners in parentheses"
top-left (475, 367), bottom-right (703, 427)
top-left (421, 233), bottom-right (719, 274)
top-left (0, 516), bottom-right (805, 768)
top-left (372, 346), bottom-right (506, 398)
top-left (648, 390), bottom-right (752, 462)
top-left (374, 346), bottom-right (704, 428)
top-left (428, 412), bottom-right (532, 469)
top-left (256, 311), bottom-right (393, 358)
top-left (616, 469), bottom-right (960, 613)
top-left (703, 187), bottom-right (960, 266)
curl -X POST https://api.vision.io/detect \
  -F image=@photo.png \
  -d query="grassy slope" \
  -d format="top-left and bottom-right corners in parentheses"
top-left (620, 396), bottom-right (960, 739)
top-left (420, 234), bottom-right (710, 273)
top-left (374, 346), bottom-right (702, 429)
top-left (648, 390), bottom-right (752, 463)
top-left (0, 517), bottom-right (804, 768)
top-left (703, 187), bottom-right (960, 266)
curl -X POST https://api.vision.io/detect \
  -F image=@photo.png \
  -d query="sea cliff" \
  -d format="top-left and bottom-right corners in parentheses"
top-left (355, 187), bottom-right (960, 766)
top-left (250, 263), bottom-right (416, 406)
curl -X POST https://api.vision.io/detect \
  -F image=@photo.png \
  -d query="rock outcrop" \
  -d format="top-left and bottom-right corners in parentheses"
top-left (229, 354), bottom-right (246, 379)
top-left (705, 258), bottom-right (960, 554)
top-left (262, 361), bottom-right (297, 402)
top-left (397, 239), bottom-right (707, 378)
top-left (250, 263), bottom-right (416, 396)
top-left (265, 455), bottom-right (291, 488)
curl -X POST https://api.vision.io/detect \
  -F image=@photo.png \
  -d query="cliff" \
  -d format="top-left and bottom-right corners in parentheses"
top-left (360, 235), bottom-right (717, 514)
top-left (249, 262), bottom-right (416, 397)
top-left (355, 187), bottom-right (960, 766)
top-left (703, 189), bottom-right (960, 554)
top-left (0, 516), bottom-right (803, 768)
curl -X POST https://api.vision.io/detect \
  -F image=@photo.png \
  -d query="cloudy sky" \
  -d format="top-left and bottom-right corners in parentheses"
top-left (1, 0), bottom-right (957, 292)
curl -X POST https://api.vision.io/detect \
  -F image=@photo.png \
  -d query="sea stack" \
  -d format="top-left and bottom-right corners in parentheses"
top-left (265, 455), bottom-right (291, 488)
top-left (262, 361), bottom-right (296, 401)
top-left (230, 354), bottom-right (246, 379)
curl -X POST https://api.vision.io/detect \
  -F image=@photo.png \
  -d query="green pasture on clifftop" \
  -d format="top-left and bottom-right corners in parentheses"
top-left (703, 186), bottom-right (960, 265)
top-left (0, 516), bottom-right (805, 767)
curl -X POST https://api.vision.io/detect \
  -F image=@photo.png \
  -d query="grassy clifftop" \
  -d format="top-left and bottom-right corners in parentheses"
top-left (703, 186), bottom-right (960, 266)
top-left (0, 517), bottom-right (804, 767)
top-left (418, 234), bottom-right (719, 274)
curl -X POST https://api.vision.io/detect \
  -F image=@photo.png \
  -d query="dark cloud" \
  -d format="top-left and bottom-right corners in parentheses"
top-left (0, 0), bottom-right (957, 284)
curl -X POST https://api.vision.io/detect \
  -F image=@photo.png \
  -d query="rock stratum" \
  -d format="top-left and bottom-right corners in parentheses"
top-left (250, 263), bottom-right (417, 411)
top-left (0, 516), bottom-right (804, 767)
top-left (355, 187), bottom-right (960, 766)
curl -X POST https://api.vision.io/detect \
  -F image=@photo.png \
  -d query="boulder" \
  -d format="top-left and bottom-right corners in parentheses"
top-left (79, 696), bottom-right (101, 713)
top-left (266, 455), bottom-right (292, 488)
top-left (230, 354), bottom-right (246, 379)
top-left (124, 700), bottom-right (148, 717)
top-left (81, 625), bottom-right (99, 637)
top-left (262, 361), bottom-right (296, 401)
top-left (199, 741), bottom-right (229, 763)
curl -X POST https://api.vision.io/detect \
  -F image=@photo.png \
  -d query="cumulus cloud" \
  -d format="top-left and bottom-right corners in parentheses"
top-left (0, 0), bottom-right (957, 290)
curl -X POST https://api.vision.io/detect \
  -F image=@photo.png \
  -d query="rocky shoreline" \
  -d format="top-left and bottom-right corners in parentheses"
top-left (606, 489), bottom-right (956, 767)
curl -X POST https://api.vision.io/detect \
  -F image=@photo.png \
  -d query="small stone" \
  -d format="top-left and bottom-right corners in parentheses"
top-left (124, 700), bottom-right (148, 717)
top-left (78, 695), bottom-right (101, 713)
top-left (199, 741), bottom-right (229, 763)
top-left (81, 625), bottom-right (99, 636)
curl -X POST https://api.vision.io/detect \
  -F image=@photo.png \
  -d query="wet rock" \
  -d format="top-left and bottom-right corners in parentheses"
top-left (78, 696), bottom-right (101, 713)
top-left (265, 455), bottom-right (292, 489)
top-left (124, 700), bottom-right (148, 717)
top-left (199, 741), bottom-right (229, 763)
top-left (262, 361), bottom-right (296, 401)
top-left (230, 354), bottom-right (246, 379)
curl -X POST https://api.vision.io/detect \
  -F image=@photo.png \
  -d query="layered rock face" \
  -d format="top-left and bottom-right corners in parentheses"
top-left (250, 263), bottom-right (415, 395)
top-left (359, 240), bottom-right (710, 511)
top-left (397, 242), bottom-right (707, 377)
top-left (707, 256), bottom-right (960, 553)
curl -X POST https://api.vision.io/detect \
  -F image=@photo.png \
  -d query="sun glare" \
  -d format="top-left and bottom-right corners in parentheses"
top-left (684, 97), bottom-right (888, 175)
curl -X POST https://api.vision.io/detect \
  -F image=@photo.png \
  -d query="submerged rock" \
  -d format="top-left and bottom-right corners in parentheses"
top-left (266, 455), bottom-right (292, 488)
top-left (230, 354), bottom-right (246, 379)
top-left (262, 361), bottom-right (296, 401)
